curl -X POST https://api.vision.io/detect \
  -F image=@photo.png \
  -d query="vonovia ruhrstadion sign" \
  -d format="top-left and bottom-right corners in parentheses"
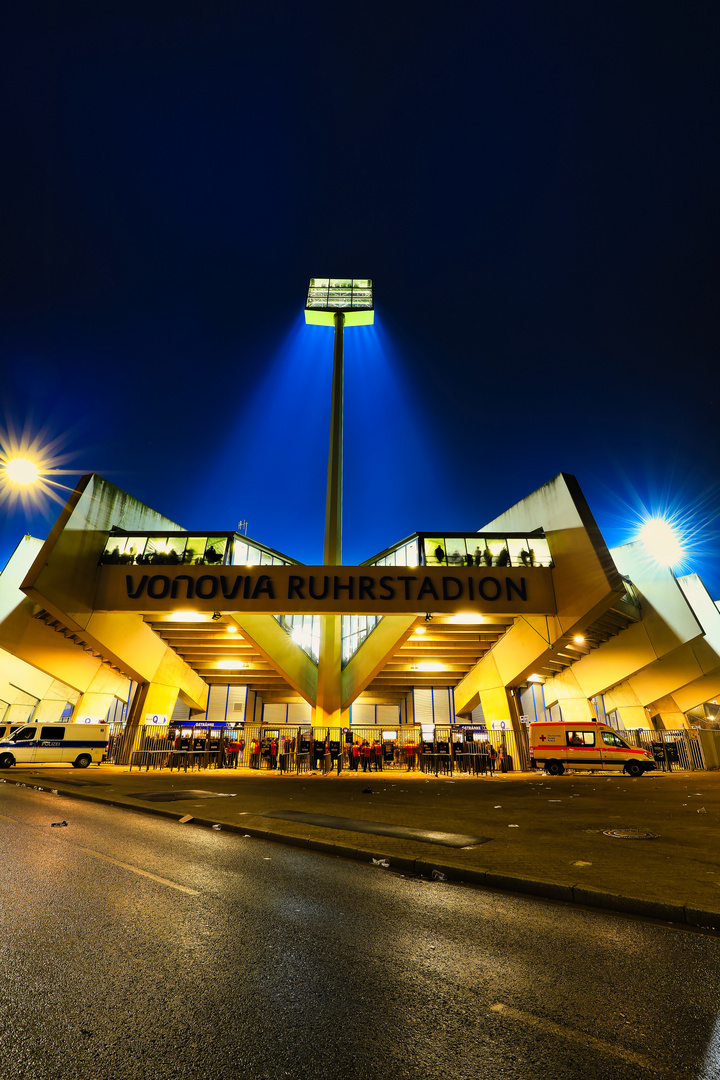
top-left (95, 564), bottom-right (556, 615)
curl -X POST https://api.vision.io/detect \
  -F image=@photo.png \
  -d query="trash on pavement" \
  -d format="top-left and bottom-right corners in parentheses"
top-left (371, 858), bottom-right (390, 867)
top-left (431, 870), bottom-right (446, 881)
top-left (212, 824), bottom-right (222, 830)
top-left (50, 821), bottom-right (68, 827)
top-left (178, 814), bottom-right (193, 824)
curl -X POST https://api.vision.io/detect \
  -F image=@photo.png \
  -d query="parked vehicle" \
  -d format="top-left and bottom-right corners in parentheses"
top-left (0, 723), bottom-right (109, 769)
top-left (530, 721), bottom-right (655, 777)
top-left (0, 723), bottom-right (23, 741)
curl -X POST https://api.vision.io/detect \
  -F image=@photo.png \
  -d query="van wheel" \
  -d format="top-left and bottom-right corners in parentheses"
top-left (0, 752), bottom-right (14, 768)
top-left (546, 761), bottom-right (564, 776)
top-left (625, 761), bottom-right (643, 778)
top-left (73, 754), bottom-right (92, 769)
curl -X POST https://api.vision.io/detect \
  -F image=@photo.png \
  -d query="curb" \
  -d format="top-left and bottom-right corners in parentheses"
top-left (5, 774), bottom-right (720, 933)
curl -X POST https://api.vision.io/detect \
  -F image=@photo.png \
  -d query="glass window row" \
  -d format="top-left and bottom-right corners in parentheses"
top-left (369, 535), bottom-right (552, 569)
top-left (423, 536), bottom-right (552, 568)
top-left (100, 534), bottom-right (293, 568)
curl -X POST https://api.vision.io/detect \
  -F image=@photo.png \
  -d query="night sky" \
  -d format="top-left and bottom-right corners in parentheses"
top-left (2, 4), bottom-right (719, 594)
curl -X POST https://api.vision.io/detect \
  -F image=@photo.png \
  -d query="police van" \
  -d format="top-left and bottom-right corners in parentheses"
top-left (530, 721), bottom-right (655, 777)
top-left (0, 723), bottom-right (23, 741)
top-left (0, 723), bottom-right (109, 769)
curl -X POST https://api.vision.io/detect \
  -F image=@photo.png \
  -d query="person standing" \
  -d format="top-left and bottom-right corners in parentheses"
top-left (488, 742), bottom-right (496, 775)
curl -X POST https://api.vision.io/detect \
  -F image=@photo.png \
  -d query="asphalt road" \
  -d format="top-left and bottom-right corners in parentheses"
top-left (1, 785), bottom-right (719, 1080)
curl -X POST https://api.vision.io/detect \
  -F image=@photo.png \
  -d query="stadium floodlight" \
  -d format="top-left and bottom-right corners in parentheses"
top-left (304, 278), bottom-right (374, 327)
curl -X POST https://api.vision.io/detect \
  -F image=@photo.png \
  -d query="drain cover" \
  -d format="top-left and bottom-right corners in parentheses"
top-left (603, 827), bottom-right (657, 840)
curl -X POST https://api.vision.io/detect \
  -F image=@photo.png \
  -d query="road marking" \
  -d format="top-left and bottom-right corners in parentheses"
top-left (489, 1003), bottom-right (670, 1073)
top-left (75, 846), bottom-right (199, 895)
top-left (1, 804), bottom-right (198, 895)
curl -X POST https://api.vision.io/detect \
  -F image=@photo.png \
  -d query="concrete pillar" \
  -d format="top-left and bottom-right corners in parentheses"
top-left (7, 702), bottom-right (35, 725)
top-left (115, 680), bottom-right (181, 764)
top-left (604, 683), bottom-right (652, 730)
top-left (33, 699), bottom-right (69, 723)
top-left (315, 614), bottom-right (342, 728)
top-left (72, 692), bottom-right (115, 723)
top-left (544, 669), bottom-right (596, 725)
top-left (648, 694), bottom-right (690, 731)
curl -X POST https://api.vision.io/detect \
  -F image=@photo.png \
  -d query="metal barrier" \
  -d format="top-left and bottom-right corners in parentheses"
top-left (619, 727), bottom-right (706, 771)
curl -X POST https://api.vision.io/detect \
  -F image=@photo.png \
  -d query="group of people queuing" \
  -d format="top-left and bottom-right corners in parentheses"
top-left (248, 735), bottom-right (296, 770)
top-left (154, 728), bottom-right (512, 775)
top-left (403, 738), bottom-right (510, 775)
top-left (348, 738), bottom-right (384, 771)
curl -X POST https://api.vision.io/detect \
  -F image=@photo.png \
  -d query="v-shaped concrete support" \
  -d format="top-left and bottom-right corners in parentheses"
top-left (230, 613), bottom-right (318, 706)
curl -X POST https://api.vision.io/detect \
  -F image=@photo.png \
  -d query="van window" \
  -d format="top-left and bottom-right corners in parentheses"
top-left (11, 727), bottom-right (37, 741)
top-left (602, 730), bottom-right (630, 749)
top-left (566, 730), bottom-right (595, 747)
top-left (40, 727), bottom-right (65, 740)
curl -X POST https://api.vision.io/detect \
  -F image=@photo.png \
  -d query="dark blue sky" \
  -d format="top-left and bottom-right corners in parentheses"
top-left (2, 3), bottom-right (719, 592)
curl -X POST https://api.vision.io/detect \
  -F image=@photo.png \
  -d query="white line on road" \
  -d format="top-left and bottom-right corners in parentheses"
top-left (0, 806), bottom-right (199, 894)
top-left (490, 1002), bottom-right (671, 1073)
top-left (75, 845), bottom-right (199, 895)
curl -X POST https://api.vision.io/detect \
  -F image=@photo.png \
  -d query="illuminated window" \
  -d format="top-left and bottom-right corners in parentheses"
top-left (341, 615), bottom-right (382, 666)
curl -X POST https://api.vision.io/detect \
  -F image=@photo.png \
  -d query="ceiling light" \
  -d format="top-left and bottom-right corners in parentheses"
top-left (217, 659), bottom-right (246, 670)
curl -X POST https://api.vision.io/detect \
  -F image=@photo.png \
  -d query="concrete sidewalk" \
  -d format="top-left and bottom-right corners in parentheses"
top-left (3, 762), bottom-right (720, 929)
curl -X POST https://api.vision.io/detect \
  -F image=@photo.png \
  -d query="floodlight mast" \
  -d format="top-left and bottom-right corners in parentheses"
top-left (304, 278), bottom-right (374, 566)
top-left (304, 278), bottom-right (374, 729)
top-left (325, 309), bottom-right (344, 565)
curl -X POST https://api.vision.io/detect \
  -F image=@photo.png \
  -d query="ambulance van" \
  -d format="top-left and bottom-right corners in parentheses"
top-left (530, 721), bottom-right (655, 777)
top-left (0, 723), bottom-right (109, 769)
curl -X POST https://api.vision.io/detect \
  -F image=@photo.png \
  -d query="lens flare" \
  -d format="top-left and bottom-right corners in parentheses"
top-left (0, 419), bottom-right (79, 518)
top-left (4, 457), bottom-right (39, 485)
top-left (637, 517), bottom-right (686, 569)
